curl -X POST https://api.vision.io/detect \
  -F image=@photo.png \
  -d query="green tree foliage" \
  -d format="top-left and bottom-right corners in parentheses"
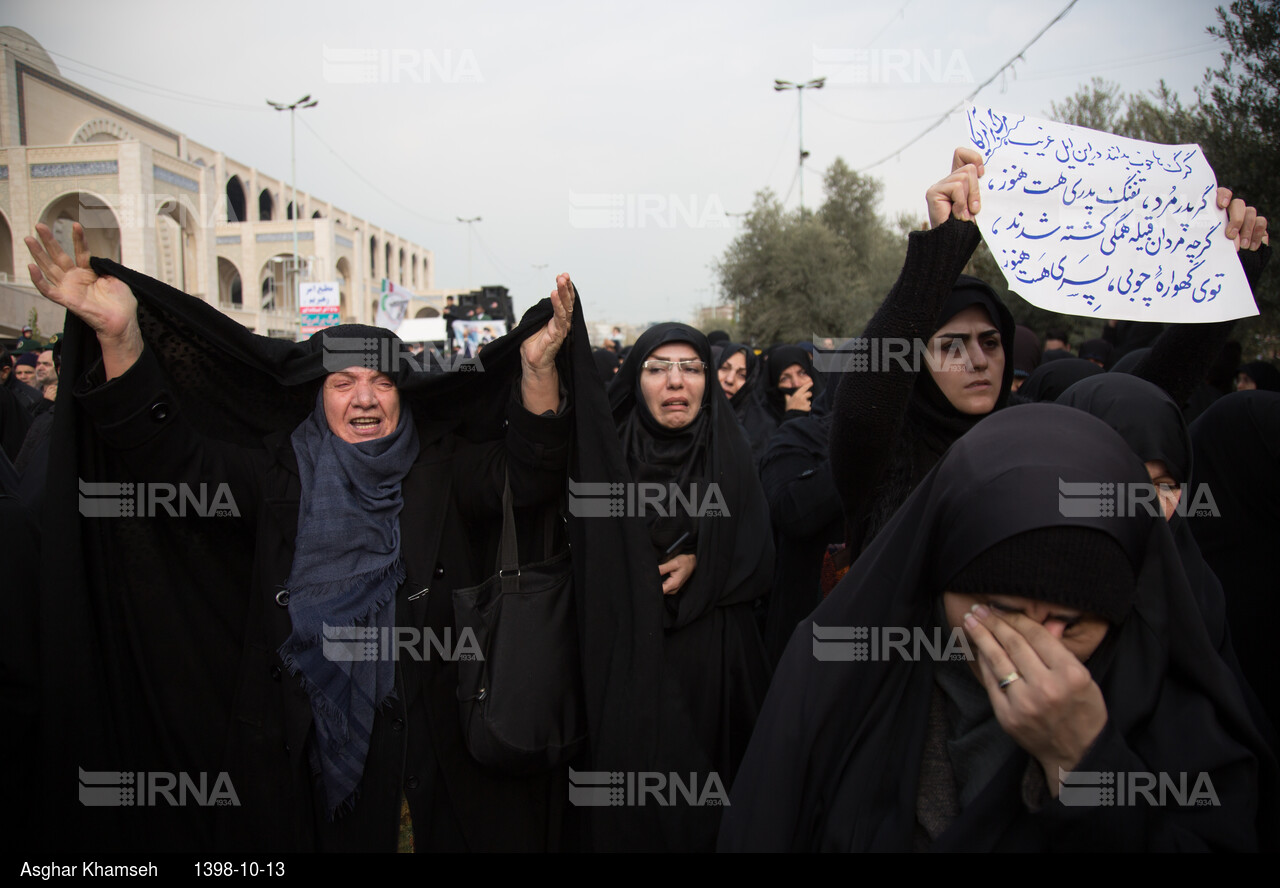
top-left (716, 159), bottom-right (906, 345)
top-left (1046, 1), bottom-right (1280, 357)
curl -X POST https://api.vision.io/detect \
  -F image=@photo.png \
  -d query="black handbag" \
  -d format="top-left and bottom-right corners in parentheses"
top-left (452, 472), bottom-right (587, 774)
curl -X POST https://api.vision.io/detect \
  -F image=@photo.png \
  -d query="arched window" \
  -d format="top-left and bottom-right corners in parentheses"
top-left (226, 176), bottom-right (246, 223)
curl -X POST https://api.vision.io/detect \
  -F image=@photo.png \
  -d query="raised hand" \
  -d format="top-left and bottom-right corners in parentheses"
top-left (519, 272), bottom-right (576, 415)
top-left (521, 273), bottom-right (576, 374)
top-left (926, 147), bottom-right (985, 229)
top-left (1216, 187), bottom-right (1269, 252)
top-left (784, 380), bottom-right (813, 413)
top-left (26, 222), bottom-right (142, 378)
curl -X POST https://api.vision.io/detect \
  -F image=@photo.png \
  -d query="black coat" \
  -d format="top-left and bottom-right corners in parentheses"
top-left (75, 345), bottom-right (573, 851)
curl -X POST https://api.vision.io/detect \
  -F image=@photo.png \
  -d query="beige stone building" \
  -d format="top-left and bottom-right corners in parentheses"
top-left (0, 27), bottom-right (437, 340)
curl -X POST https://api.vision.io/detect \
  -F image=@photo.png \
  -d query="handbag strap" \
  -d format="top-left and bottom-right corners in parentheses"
top-left (495, 468), bottom-right (565, 593)
top-left (497, 469), bottom-right (520, 596)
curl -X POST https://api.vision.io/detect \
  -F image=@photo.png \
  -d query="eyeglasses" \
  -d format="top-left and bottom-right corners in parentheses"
top-left (642, 359), bottom-right (708, 377)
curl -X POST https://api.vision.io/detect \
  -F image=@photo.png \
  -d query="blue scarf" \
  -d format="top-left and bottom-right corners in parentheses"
top-left (277, 391), bottom-right (420, 816)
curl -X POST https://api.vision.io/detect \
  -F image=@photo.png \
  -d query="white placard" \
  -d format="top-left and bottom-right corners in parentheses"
top-left (963, 105), bottom-right (1257, 323)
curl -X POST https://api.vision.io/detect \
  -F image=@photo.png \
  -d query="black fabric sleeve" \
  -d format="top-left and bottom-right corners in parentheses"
top-left (828, 218), bottom-right (981, 527)
top-left (0, 386), bottom-right (31, 462)
top-left (455, 386), bottom-right (571, 518)
top-left (75, 345), bottom-right (265, 519)
top-left (1132, 244), bottom-right (1271, 406)
top-left (1029, 718), bottom-right (1260, 851)
top-left (761, 452), bottom-right (843, 540)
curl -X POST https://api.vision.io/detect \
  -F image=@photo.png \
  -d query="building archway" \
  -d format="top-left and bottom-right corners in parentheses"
top-left (258, 189), bottom-right (274, 221)
top-left (218, 257), bottom-right (242, 307)
top-left (369, 235), bottom-right (378, 277)
top-left (414, 306), bottom-right (440, 318)
top-left (385, 242), bottom-right (393, 283)
top-left (0, 209), bottom-right (13, 280)
top-left (73, 118), bottom-right (133, 143)
top-left (38, 191), bottom-right (121, 264)
top-left (226, 176), bottom-right (247, 223)
top-left (260, 253), bottom-right (296, 313)
top-left (335, 256), bottom-right (352, 322)
top-left (154, 195), bottom-right (199, 293)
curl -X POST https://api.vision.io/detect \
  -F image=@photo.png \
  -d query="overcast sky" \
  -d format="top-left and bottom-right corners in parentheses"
top-left (9, 0), bottom-right (1229, 325)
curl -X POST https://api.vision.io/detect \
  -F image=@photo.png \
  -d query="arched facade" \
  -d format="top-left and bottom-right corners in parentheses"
top-left (38, 191), bottom-right (122, 264)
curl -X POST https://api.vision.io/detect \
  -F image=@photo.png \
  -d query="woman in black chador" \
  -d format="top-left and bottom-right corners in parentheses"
top-left (711, 341), bottom-right (774, 464)
top-left (720, 404), bottom-right (1278, 851)
top-left (609, 323), bottom-right (774, 850)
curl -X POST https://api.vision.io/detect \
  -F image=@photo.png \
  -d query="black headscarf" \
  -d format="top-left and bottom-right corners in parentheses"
top-left (1077, 338), bottom-right (1114, 367)
top-left (607, 324), bottom-right (773, 630)
top-left (856, 276), bottom-right (1015, 550)
top-left (611, 325), bottom-right (714, 564)
top-left (608, 323), bottom-right (775, 849)
top-left (1017, 357), bottom-right (1104, 403)
top-left (1057, 374), bottom-right (1190, 482)
top-left (1012, 325), bottom-right (1042, 379)
top-left (763, 345), bottom-right (822, 423)
top-left (711, 341), bottom-right (774, 463)
top-left (1237, 360), bottom-right (1280, 392)
top-left (907, 275), bottom-right (1015, 452)
top-left (721, 404), bottom-right (1278, 851)
top-left (1110, 346), bottom-right (1151, 375)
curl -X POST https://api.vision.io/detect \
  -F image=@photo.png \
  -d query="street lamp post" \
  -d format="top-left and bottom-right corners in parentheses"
top-left (457, 216), bottom-right (482, 290)
top-left (773, 77), bottom-right (825, 214)
top-left (267, 94), bottom-right (319, 313)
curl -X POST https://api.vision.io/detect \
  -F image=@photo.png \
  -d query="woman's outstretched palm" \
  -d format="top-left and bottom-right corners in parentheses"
top-left (26, 221), bottom-right (137, 341)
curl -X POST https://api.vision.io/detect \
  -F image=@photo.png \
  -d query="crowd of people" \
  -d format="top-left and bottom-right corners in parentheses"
top-left (3, 144), bottom-right (1278, 853)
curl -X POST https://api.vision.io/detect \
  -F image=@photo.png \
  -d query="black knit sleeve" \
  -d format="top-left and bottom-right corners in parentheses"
top-left (828, 218), bottom-right (981, 528)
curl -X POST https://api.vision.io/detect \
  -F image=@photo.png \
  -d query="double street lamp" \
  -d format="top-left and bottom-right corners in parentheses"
top-left (773, 77), bottom-right (825, 213)
top-left (267, 94), bottom-right (319, 312)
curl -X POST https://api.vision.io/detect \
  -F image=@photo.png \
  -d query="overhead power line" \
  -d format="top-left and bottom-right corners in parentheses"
top-left (856, 0), bottom-right (1081, 172)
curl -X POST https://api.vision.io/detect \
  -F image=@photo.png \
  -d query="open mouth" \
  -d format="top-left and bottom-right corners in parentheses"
top-left (350, 417), bottom-right (383, 432)
top-left (662, 398), bottom-right (689, 410)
